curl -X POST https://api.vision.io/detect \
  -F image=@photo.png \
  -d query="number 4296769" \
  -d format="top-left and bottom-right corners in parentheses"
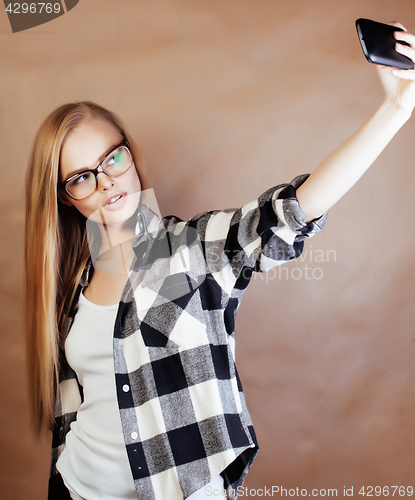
top-left (5, 3), bottom-right (61, 14)
top-left (359, 486), bottom-right (413, 496)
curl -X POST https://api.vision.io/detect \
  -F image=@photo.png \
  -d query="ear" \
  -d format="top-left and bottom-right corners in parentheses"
top-left (57, 188), bottom-right (73, 206)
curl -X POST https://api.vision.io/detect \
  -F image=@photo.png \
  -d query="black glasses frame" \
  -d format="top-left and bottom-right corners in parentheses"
top-left (59, 141), bottom-right (133, 201)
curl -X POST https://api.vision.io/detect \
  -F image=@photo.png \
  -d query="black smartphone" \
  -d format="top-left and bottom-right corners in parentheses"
top-left (356, 18), bottom-right (414, 70)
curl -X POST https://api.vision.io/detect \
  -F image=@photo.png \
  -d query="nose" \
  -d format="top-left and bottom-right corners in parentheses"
top-left (97, 172), bottom-right (115, 191)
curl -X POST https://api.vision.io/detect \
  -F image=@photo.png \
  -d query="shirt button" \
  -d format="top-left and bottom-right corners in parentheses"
top-left (122, 384), bottom-right (130, 392)
top-left (131, 432), bottom-right (138, 440)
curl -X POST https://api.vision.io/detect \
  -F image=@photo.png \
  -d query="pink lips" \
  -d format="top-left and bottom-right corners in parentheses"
top-left (103, 192), bottom-right (127, 211)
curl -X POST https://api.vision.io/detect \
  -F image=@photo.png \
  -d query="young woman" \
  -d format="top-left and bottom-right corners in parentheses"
top-left (25, 25), bottom-right (415, 500)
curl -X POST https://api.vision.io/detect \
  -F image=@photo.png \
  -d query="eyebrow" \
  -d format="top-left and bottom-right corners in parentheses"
top-left (62, 142), bottom-right (124, 183)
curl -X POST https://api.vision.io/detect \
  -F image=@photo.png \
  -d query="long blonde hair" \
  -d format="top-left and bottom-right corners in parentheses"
top-left (25, 101), bottom-right (145, 435)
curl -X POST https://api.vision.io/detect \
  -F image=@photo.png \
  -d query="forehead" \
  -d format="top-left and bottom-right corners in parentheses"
top-left (60, 118), bottom-right (123, 180)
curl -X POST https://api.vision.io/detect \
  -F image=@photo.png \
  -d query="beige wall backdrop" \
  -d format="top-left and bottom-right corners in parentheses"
top-left (1, 1), bottom-right (415, 499)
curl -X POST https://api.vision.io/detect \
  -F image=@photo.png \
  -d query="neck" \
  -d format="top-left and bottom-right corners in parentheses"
top-left (94, 217), bottom-right (136, 275)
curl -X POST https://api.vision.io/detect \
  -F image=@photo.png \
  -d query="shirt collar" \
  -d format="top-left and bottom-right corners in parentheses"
top-left (133, 202), bottom-right (161, 248)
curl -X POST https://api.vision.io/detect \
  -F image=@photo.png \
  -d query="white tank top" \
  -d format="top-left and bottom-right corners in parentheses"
top-left (56, 289), bottom-right (225, 500)
top-left (56, 289), bottom-right (137, 499)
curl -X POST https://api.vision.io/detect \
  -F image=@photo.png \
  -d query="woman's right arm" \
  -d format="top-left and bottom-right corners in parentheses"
top-left (295, 25), bottom-right (415, 223)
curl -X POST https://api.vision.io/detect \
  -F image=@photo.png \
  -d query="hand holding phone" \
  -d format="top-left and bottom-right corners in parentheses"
top-left (356, 18), bottom-right (414, 70)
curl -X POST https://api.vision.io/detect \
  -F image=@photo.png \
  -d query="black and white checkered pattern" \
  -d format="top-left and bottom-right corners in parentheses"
top-left (48, 174), bottom-right (327, 500)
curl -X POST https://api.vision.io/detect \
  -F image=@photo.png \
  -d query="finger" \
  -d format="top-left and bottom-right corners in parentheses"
top-left (392, 68), bottom-right (415, 80)
top-left (394, 30), bottom-right (415, 47)
top-left (395, 42), bottom-right (415, 62)
top-left (395, 43), bottom-right (415, 59)
top-left (389, 21), bottom-right (407, 31)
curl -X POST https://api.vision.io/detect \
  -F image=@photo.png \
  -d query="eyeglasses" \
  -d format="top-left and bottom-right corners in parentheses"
top-left (60, 142), bottom-right (134, 201)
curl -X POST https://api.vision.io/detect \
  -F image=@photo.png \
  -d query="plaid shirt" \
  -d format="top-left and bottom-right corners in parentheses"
top-left (48, 174), bottom-right (327, 500)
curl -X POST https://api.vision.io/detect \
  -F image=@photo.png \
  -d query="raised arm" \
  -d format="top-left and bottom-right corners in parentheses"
top-left (296, 24), bottom-right (415, 223)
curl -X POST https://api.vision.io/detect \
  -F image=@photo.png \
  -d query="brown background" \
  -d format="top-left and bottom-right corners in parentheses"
top-left (1, 1), bottom-right (415, 499)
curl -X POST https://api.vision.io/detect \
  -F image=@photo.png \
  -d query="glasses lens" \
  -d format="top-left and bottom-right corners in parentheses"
top-left (102, 146), bottom-right (132, 176)
top-left (66, 172), bottom-right (96, 200)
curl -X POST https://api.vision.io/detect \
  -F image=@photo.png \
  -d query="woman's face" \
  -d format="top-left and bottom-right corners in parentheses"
top-left (59, 117), bottom-right (141, 226)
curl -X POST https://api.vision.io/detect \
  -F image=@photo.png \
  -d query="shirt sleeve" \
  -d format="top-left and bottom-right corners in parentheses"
top-left (186, 173), bottom-right (327, 296)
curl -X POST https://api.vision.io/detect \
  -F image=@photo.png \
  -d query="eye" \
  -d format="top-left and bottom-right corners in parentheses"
top-left (108, 150), bottom-right (125, 166)
top-left (68, 173), bottom-right (91, 188)
top-left (105, 148), bottom-right (128, 173)
top-left (73, 173), bottom-right (90, 185)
